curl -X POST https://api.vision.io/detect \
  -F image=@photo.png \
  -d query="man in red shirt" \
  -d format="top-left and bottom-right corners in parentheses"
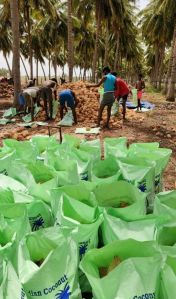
top-left (111, 72), bottom-right (131, 120)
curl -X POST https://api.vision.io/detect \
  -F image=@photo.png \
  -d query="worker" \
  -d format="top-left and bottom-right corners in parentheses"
top-left (40, 78), bottom-right (58, 120)
top-left (135, 74), bottom-right (145, 112)
top-left (111, 72), bottom-right (131, 120)
top-left (87, 66), bottom-right (116, 129)
top-left (59, 89), bottom-right (78, 124)
top-left (20, 86), bottom-right (41, 121)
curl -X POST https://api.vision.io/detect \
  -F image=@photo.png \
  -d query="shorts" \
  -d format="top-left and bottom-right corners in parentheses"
top-left (60, 95), bottom-right (75, 109)
top-left (22, 92), bottom-right (33, 108)
top-left (137, 90), bottom-right (143, 100)
top-left (101, 92), bottom-right (115, 107)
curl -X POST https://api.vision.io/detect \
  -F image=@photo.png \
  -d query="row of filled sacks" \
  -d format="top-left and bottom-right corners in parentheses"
top-left (1, 181), bottom-right (176, 262)
top-left (0, 139), bottom-right (172, 210)
top-left (1, 230), bottom-right (176, 299)
top-left (1, 181), bottom-right (176, 236)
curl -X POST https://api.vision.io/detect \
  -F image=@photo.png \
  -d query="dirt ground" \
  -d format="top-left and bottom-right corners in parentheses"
top-left (0, 89), bottom-right (175, 191)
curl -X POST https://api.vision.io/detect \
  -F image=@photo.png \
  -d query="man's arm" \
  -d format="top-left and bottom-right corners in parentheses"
top-left (87, 77), bottom-right (106, 88)
top-left (71, 91), bottom-right (79, 107)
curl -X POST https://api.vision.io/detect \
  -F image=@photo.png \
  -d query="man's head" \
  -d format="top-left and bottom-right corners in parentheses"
top-left (138, 74), bottom-right (143, 80)
top-left (103, 66), bottom-right (111, 75)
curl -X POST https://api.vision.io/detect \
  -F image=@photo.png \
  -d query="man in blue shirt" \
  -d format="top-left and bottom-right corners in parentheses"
top-left (59, 89), bottom-right (78, 124)
top-left (87, 66), bottom-right (116, 128)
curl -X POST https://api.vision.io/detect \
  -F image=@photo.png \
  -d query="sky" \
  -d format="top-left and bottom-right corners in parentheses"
top-left (0, 0), bottom-right (149, 77)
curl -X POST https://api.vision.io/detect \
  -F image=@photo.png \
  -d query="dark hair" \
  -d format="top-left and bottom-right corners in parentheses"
top-left (50, 78), bottom-right (58, 83)
top-left (138, 74), bottom-right (143, 78)
top-left (111, 72), bottom-right (117, 77)
top-left (103, 66), bottom-right (111, 73)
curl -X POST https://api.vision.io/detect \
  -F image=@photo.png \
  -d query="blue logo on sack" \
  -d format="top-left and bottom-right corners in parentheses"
top-left (0, 169), bottom-right (8, 176)
top-left (29, 214), bottom-right (45, 231)
top-left (138, 180), bottom-right (147, 192)
top-left (133, 292), bottom-right (155, 299)
top-left (80, 172), bottom-right (89, 181)
top-left (55, 283), bottom-right (71, 299)
top-left (79, 240), bottom-right (90, 260)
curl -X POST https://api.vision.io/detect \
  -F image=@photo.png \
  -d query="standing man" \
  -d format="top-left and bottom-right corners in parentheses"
top-left (59, 89), bottom-right (78, 124)
top-left (135, 74), bottom-right (145, 112)
top-left (40, 78), bottom-right (58, 120)
top-left (111, 72), bottom-right (131, 120)
top-left (87, 66), bottom-right (116, 128)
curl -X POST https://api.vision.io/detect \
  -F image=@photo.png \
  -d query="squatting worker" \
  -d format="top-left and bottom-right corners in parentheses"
top-left (111, 72), bottom-right (131, 120)
top-left (59, 89), bottom-right (78, 124)
top-left (20, 86), bottom-right (41, 121)
top-left (40, 78), bottom-right (58, 121)
top-left (87, 66), bottom-right (116, 129)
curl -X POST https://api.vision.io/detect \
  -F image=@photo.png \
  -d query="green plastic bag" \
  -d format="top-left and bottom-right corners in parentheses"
top-left (0, 188), bottom-right (34, 205)
top-left (18, 227), bottom-right (82, 299)
top-left (129, 142), bottom-right (159, 152)
top-left (157, 222), bottom-right (176, 246)
top-left (53, 193), bottom-right (103, 292)
top-left (27, 200), bottom-right (54, 231)
top-left (3, 139), bottom-right (37, 162)
top-left (68, 148), bottom-right (92, 181)
top-left (79, 139), bottom-right (101, 161)
top-left (160, 263), bottom-right (176, 299)
top-left (132, 88), bottom-right (137, 104)
top-left (0, 259), bottom-right (27, 299)
top-left (93, 181), bottom-right (146, 219)
top-left (22, 105), bottom-right (40, 123)
top-left (31, 135), bottom-right (59, 154)
top-left (128, 147), bottom-right (172, 193)
top-left (80, 239), bottom-right (162, 299)
top-left (62, 134), bottom-right (81, 148)
top-left (3, 107), bottom-right (17, 118)
top-left (51, 183), bottom-right (97, 208)
top-left (102, 211), bottom-right (168, 245)
top-left (44, 151), bottom-right (80, 186)
top-left (104, 137), bottom-right (128, 159)
top-left (0, 149), bottom-right (15, 175)
top-left (0, 203), bottom-right (30, 243)
top-left (91, 157), bottom-right (121, 184)
top-left (111, 102), bottom-right (118, 116)
top-left (117, 157), bottom-right (155, 206)
top-left (154, 190), bottom-right (176, 220)
top-left (58, 110), bottom-right (74, 126)
top-left (0, 174), bottom-right (27, 193)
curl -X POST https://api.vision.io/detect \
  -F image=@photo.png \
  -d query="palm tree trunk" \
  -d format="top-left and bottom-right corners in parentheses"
top-left (68, 0), bottom-right (74, 82)
top-left (92, 2), bottom-right (101, 82)
top-left (40, 61), bottom-right (46, 81)
top-left (48, 55), bottom-right (51, 79)
top-left (4, 53), bottom-right (12, 77)
top-left (36, 58), bottom-right (39, 85)
top-left (10, 0), bottom-right (21, 107)
top-left (104, 24), bottom-right (109, 66)
top-left (20, 54), bottom-right (29, 79)
top-left (26, 4), bottom-right (33, 79)
top-left (113, 31), bottom-right (120, 71)
top-left (166, 25), bottom-right (176, 102)
top-left (163, 27), bottom-right (176, 95)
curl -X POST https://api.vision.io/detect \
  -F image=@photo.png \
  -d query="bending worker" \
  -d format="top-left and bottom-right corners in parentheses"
top-left (20, 86), bottom-right (41, 121)
top-left (40, 78), bottom-right (58, 121)
top-left (111, 72), bottom-right (131, 120)
top-left (59, 89), bottom-right (78, 124)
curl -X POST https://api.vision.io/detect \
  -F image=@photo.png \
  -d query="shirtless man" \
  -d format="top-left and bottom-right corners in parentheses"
top-left (135, 74), bottom-right (145, 112)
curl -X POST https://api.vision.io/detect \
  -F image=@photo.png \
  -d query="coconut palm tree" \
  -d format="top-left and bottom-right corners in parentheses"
top-left (10, 0), bottom-right (21, 107)
top-left (67, 0), bottom-right (74, 81)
